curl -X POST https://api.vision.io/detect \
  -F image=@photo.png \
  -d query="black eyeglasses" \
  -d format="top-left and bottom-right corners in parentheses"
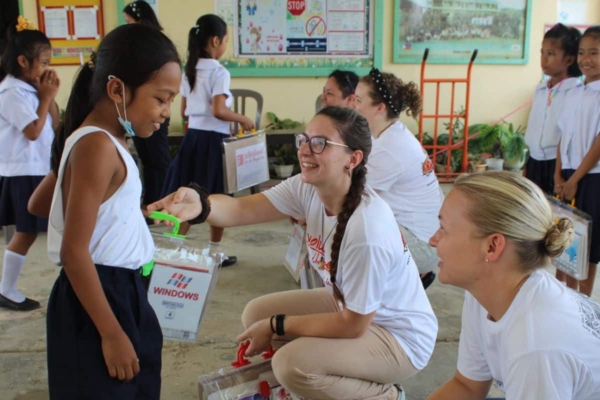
top-left (295, 133), bottom-right (349, 154)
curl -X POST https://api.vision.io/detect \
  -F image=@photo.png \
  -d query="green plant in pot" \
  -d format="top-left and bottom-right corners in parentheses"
top-left (273, 143), bottom-right (298, 178)
top-left (266, 112), bottom-right (303, 130)
top-left (469, 122), bottom-right (529, 171)
top-left (502, 123), bottom-right (529, 171)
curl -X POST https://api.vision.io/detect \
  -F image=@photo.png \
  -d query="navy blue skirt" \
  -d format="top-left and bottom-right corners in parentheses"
top-left (0, 175), bottom-right (48, 233)
top-left (561, 170), bottom-right (600, 264)
top-left (161, 129), bottom-right (226, 197)
top-left (47, 264), bottom-right (162, 399)
top-left (526, 157), bottom-right (556, 195)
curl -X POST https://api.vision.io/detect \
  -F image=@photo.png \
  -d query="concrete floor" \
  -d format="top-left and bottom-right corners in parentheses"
top-left (0, 183), bottom-right (598, 400)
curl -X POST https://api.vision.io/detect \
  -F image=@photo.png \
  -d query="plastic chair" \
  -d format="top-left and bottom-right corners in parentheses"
top-left (230, 89), bottom-right (263, 134)
top-left (315, 95), bottom-right (322, 113)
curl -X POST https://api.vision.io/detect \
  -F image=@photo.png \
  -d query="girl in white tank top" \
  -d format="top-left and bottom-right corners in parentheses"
top-left (30, 25), bottom-right (182, 399)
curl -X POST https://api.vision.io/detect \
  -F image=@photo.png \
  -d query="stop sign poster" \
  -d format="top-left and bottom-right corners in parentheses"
top-left (238, 0), bottom-right (369, 56)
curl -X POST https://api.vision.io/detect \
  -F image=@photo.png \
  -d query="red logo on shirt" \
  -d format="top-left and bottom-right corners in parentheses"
top-left (401, 231), bottom-right (408, 253)
top-left (422, 157), bottom-right (434, 176)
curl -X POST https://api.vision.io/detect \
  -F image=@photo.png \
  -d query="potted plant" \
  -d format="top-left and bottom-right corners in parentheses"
top-left (273, 143), bottom-right (298, 178)
top-left (266, 112), bottom-right (303, 130)
top-left (468, 122), bottom-right (528, 171)
top-left (502, 123), bottom-right (529, 171)
top-left (468, 153), bottom-right (488, 173)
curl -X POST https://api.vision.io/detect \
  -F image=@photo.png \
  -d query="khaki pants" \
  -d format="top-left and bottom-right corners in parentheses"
top-left (242, 289), bottom-right (419, 400)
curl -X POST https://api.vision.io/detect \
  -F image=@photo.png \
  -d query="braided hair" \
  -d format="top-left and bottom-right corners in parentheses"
top-left (316, 106), bottom-right (372, 306)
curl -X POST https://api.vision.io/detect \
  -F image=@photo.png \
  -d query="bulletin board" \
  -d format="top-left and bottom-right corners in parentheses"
top-left (36, 0), bottom-right (104, 66)
top-left (216, 0), bottom-right (383, 77)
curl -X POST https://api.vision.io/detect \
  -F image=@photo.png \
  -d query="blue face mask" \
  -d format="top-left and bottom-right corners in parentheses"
top-left (108, 75), bottom-right (136, 136)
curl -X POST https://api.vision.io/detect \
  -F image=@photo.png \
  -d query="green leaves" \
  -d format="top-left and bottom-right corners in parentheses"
top-left (266, 112), bottom-right (303, 130)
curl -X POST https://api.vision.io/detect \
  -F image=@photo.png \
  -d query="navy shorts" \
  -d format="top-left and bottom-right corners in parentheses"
top-left (46, 264), bottom-right (163, 399)
top-left (0, 175), bottom-right (48, 232)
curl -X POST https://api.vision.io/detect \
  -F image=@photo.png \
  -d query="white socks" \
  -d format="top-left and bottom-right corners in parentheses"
top-left (209, 241), bottom-right (228, 259)
top-left (0, 250), bottom-right (27, 303)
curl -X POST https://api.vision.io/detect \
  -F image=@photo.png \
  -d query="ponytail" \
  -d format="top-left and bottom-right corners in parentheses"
top-left (51, 63), bottom-right (94, 174)
top-left (186, 14), bottom-right (227, 92)
top-left (185, 28), bottom-right (203, 92)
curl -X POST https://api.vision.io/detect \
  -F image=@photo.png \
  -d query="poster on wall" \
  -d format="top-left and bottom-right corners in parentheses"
top-left (558, 1), bottom-right (587, 24)
top-left (236, 0), bottom-right (371, 58)
top-left (393, 0), bottom-right (532, 64)
top-left (38, 0), bottom-right (104, 66)
top-left (215, 0), bottom-right (235, 25)
top-left (41, 7), bottom-right (70, 40)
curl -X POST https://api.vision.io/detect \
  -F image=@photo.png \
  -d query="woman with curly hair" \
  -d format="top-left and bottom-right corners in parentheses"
top-left (354, 68), bottom-right (443, 289)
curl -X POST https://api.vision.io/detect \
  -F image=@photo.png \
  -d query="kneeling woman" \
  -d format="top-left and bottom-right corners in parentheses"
top-left (428, 171), bottom-right (600, 400)
top-left (150, 107), bottom-right (438, 400)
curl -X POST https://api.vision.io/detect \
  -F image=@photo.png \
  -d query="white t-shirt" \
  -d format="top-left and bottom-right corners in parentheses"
top-left (558, 80), bottom-right (600, 173)
top-left (263, 175), bottom-right (438, 370)
top-left (458, 269), bottom-right (600, 399)
top-left (48, 127), bottom-right (154, 270)
top-left (0, 75), bottom-right (54, 176)
top-left (181, 59), bottom-right (232, 134)
top-left (367, 121), bottom-right (443, 242)
top-left (525, 78), bottom-right (582, 161)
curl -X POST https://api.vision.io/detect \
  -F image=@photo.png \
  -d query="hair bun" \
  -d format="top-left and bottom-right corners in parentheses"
top-left (544, 217), bottom-right (574, 258)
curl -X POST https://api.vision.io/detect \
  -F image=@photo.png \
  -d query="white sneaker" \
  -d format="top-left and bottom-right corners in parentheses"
top-left (395, 385), bottom-right (406, 400)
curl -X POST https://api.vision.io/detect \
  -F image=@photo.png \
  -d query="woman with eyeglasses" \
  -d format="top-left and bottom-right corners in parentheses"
top-left (320, 69), bottom-right (359, 109)
top-left (355, 68), bottom-right (444, 290)
top-left (148, 106), bottom-right (437, 400)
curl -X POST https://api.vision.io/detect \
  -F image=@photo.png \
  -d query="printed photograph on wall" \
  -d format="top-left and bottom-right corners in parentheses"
top-left (393, 0), bottom-right (532, 64)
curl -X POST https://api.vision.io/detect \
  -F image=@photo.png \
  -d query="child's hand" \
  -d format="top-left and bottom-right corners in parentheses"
top-left (562, 178), bottom-right (578, 202)
top-left (101, 330), bottom-right (140, 381)
top-left (240, 116), bottom-right (255, 131)
top-left (554, 174), bottom-right (565, 198)
top-left (37, 70), bottom-right (60, 102)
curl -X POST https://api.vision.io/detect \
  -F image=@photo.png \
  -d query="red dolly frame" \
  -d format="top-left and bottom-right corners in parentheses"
top-left (418, 49), bottom-right (478, 182)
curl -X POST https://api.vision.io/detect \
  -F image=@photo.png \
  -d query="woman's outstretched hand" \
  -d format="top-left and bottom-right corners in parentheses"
top-left (146, 187), bottom-right (202, 224)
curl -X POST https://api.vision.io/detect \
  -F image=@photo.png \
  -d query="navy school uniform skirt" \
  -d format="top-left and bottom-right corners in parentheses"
top-left (561, 169), bottom-right (600, 264)
top-left (46, 264), bottom-right (162, 400)
top-left (161, 128), bottom-right (226, 198)
top-left (525, 157), bottom-right (556, 195)
top-left (0, 176), bottom-right (48, 232)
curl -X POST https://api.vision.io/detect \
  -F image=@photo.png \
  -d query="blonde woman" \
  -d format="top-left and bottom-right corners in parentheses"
top-left (428, 171), bottom-right (600, 400)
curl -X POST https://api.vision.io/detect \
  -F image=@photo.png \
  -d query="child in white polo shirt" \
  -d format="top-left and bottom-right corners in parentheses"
top-left (0, 17), bottom-right (59, 311)
top-left (555, 26), bottom-right (600, 296)
top-left (525, 23), bottom-right (582, 195)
